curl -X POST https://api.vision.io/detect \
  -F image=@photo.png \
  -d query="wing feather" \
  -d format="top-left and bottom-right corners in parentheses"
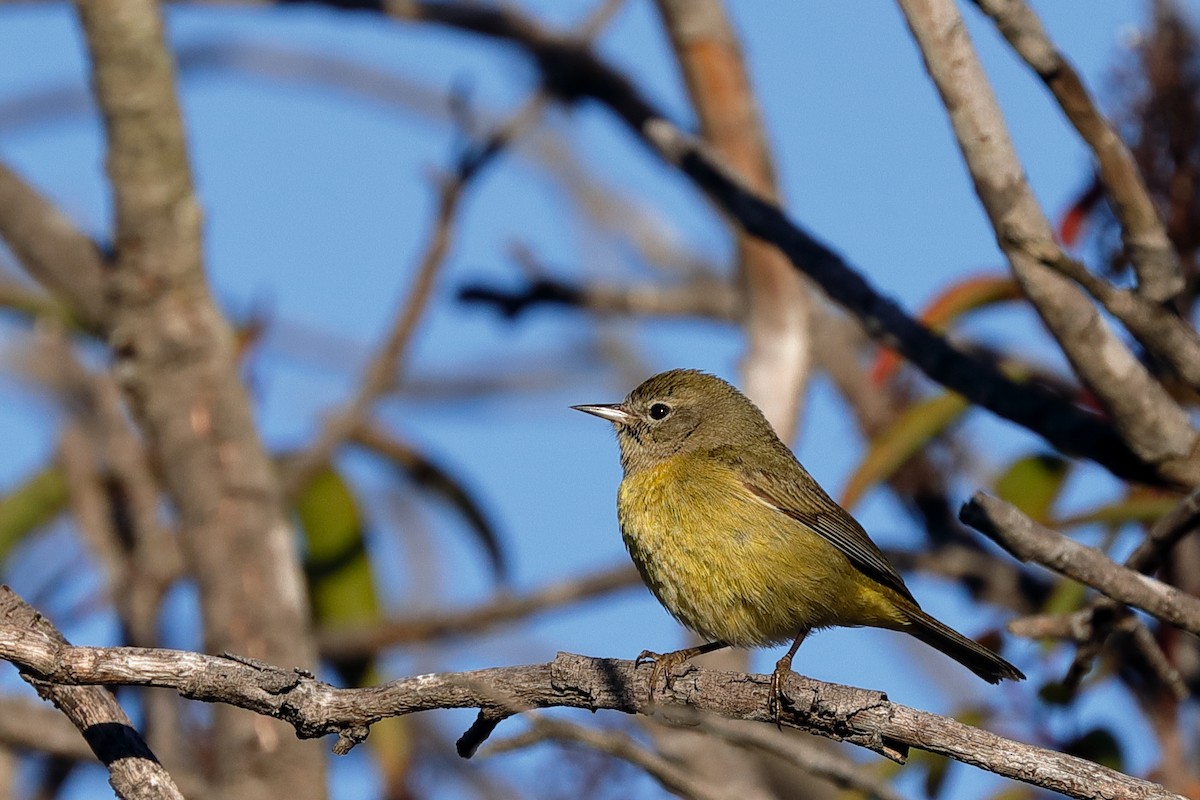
top-left (742, 475), bottom-right (916, 604)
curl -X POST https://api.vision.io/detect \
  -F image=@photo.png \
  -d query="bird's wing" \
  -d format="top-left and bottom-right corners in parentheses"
top-left (741, 470), bottom-right (917, 604)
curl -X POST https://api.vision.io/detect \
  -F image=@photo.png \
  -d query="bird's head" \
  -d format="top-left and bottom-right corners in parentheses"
top-left (573, 369), bottom-right (775, 474)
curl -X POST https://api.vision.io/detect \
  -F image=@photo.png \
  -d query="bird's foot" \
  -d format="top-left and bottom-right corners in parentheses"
top-left (635, 648), bottom-right (695, 703)
top-left (768, 654), bottom-right (795, 727)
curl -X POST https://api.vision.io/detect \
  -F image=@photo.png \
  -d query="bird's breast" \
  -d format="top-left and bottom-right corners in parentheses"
top-left (616, 455), bottom-right (872, 646)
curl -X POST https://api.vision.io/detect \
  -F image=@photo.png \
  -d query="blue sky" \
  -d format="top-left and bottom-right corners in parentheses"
top-left (1, 2), bottom-right (1197, 798)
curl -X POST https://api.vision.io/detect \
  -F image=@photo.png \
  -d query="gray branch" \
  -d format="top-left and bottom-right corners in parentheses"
top-left (961, 493), bottom-right (1200, 637)
top-left (0, 587), bottom-right (183, 800)
top-left (0, 586), bottom-right (1182, 800)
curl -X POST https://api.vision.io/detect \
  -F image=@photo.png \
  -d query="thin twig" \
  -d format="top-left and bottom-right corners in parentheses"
top-left (458, 274), bottom-right (740, 322)
top-left (280, 91), bottom-right (553, 500)
top-left (971, 0), bottom-right (1182, 302)
top-left (961, 493), bottom-right (1200, 637)
top-left (668, 712), bottom-right (907, 800)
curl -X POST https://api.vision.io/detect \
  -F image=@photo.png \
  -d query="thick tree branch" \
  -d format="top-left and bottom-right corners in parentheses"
top-left (971, 0), bottom-right (1182, 302)
top-left (0, 586), bottom-right (1182, 800)
top-left (73, 2), bottom-right (324, 797)
top-left (961, 493), bottom-right (1200, 637)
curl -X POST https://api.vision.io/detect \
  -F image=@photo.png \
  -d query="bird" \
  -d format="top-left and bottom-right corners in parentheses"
top-left (573, 368), bottom-right (1023, 717)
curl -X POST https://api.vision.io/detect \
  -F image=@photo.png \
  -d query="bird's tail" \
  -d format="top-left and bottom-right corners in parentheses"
top-left (903, 608), bottom-right (1025, 684)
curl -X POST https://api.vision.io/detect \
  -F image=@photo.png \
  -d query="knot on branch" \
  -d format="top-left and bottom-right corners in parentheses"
top-left (213, 652), bottom-right (306, 695)
top-left (332, 724), bottom-right (371, 755)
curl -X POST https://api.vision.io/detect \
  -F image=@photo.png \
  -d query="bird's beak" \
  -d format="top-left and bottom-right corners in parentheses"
top-left (572, 403), bottom-right (634, 426)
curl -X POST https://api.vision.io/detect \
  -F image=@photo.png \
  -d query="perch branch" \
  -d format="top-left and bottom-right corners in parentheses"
top-left (0, 586), bottom-right (1182, 800)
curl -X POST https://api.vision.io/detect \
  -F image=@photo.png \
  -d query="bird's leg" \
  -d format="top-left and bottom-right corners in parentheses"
top-left (769, 631), bottom-right (809, 725)
top-left (636, 640), bottom-right (729, 702)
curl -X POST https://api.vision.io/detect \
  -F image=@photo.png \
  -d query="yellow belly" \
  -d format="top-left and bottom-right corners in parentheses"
top-left (616, 455), bottom-right (906, 647)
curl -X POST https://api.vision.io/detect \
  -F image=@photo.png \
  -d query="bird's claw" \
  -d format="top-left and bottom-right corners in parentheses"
top-left (635, 649), bottom-right (688, 703)
top-left (769, 657), bottom-right (794, 727)
top-left (635, 649), bottom-right (662, 668)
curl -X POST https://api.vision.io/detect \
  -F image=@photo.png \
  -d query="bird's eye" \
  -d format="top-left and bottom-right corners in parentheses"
top-left (649, 403), bottom-right (671, 420)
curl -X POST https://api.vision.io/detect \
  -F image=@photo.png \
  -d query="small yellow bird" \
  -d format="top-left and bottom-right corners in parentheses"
top-left (574, 369), bottom-right (1023, 714)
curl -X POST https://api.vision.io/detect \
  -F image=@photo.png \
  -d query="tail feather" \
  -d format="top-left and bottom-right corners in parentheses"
top-left (904, 609), bottom-right (1025, 683)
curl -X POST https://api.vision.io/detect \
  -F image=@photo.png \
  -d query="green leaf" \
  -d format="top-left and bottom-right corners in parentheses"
top-left (994, 454), bottom-right (1070, 524)
top-left (0, 465), bottom-right (68, 562)
top-left (1042, 578), bottom-right (1089, 616)
top-left (295, 466), bottom-right (381, 685)
top-left (840, 392), bottom-right (970, 511)
top-left (1054, 495), bottom-right (1180, 530)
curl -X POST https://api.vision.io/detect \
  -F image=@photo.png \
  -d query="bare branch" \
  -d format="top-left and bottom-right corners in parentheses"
top-left (33, 328), bottom-right (181, 645)
top-left (1006, 485), bottom-right (1200, 694)
top-left (279, 93), bottom-right (551, 500)
top-left (0, 586), bottom-right (1183, 800)
top-left (458, 274), bottom-right (740, 322)
top-left (1008, 607), bottom-right (1188, 699)
top-left (331, 0), bottom-right (1172, 486)
top-left (0, 587), bottom-right (183, 800)
top-left (676, 713), bottom-right (906, 800)
top-left (895, 0), bottom-right (1199, 482)
top-left (1026, 243), bottom-right (1200, 393)
top-left (971, 0), bottom-right (1182, 302)
top-left (0, 161), bottom-right (107, 329)
top-left (1126, 484), bottom-right (1200, 575)
top-left (0, 696), bottom-right (98, 762)
top-left (961, 492), bottom-right (1200, 637)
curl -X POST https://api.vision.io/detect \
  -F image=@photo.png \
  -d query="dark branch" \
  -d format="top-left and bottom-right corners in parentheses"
top-left (292, 0), bottom-right (1169, 486)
